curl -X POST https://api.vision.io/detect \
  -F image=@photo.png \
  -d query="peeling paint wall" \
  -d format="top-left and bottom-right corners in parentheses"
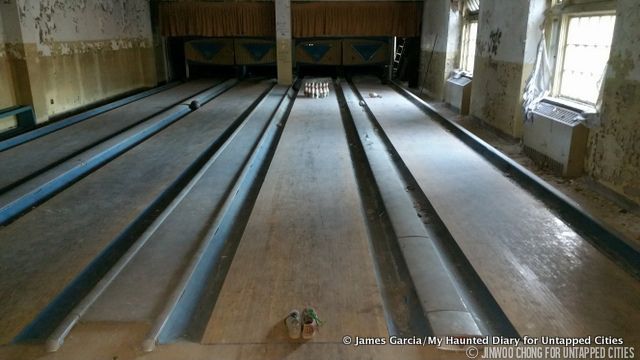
top-left (419, 0), bottom-right (460, 100)
top-left (587, 0), bottom-right (640, 203)
top-left (3, 0), bottom-right (157, 123)
top-left (0, 9), bottom-right (15, 111)
top-left (417, 0), bottom-right (638, 205)
top-left (16, 0), bottom-right (151, 53)
top-left (0, 4), bottom-right (20, 131)
top-left (0, 11), bottom-right (5, 55)
top-left (469, 0), bottom-right (545, 138)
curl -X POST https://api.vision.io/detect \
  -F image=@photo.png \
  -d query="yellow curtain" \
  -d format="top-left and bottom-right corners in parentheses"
top-left (159, 1), bottom-right (422, 38)
top-left (292, 2), bottom-right (422, 37)
top-left (159, 2), bottom-right (275, 37)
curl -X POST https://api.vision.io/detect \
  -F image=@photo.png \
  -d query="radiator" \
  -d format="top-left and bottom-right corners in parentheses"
top-left (445, 76), bottom-right (472, 115)
top-left (523, 98), bottom-right (590, 177)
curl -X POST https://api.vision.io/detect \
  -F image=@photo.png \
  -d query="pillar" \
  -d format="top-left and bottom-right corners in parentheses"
top-left (469, 0), bottom-right (545, 138)
top-left (275, 0), bottom-right (293, 85)
top-left (418, 0), bottom-right (460, 100)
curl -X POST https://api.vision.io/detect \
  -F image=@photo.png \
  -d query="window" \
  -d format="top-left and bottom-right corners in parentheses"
top-left (460, 20), bottom-right (478, 73)
top-left (459, 0), bottom-right (479, 74)
top-left (555, 14), bottom-right (616, 104)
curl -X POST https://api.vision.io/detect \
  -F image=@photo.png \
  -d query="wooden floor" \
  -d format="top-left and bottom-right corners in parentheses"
top-left (201, 81), bottom-right (389, 347)
top-left (0, 322), bottom-right (466, 360)
top-left (0, 80), bottom-right (270, 344)
top-left (0, 79), bottom-right (218, 191)
top-left (82, 86), bottom-right (287, 324)
top-left (1, 78), bottom-right (639, 360)
top-left (353, 77), bottom-right (640, 347)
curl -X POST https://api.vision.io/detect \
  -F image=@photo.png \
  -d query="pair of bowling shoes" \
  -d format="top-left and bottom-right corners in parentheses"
top-left (284, 308), bottom-right (322, 340)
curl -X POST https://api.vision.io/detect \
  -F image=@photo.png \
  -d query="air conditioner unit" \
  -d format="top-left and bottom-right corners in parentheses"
top-left (445, 76), bottom-right (472, 115)
top-left (523, 98), bottom-right (590, 177)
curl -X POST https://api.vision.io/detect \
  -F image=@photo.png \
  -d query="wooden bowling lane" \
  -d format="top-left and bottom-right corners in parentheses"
top-left (0, 79), bottom-right (220, 192)
top-left (201, 80), bottom-right (388, 347)
top-left (352, 77), bottom-right (640, 346)
top-left (0, 80), bottom-right (271, 345)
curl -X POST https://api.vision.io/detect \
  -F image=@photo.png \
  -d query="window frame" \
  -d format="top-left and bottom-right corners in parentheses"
top-left (550, 9), bottom-right (616, 106)
top-left (459, 3), bottom-right (479, 76)
top-left (460, 18), bottom-right (478, 74)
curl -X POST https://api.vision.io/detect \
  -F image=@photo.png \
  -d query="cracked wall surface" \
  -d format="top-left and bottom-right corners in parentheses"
top-left (469, 0), bottom-right (544, 138)
top-left (1, 0), bottom-right (157, 123)
top-left (419, 0), bottom-right (638, 204)
top-left (419, 0), bottom-right (459, 100)
top-left (419, 0), bottom-right (544, 137)
top-left (587, 0), bottom-right (640, 203)
top-left (0, 3), bottom-right (21, 131)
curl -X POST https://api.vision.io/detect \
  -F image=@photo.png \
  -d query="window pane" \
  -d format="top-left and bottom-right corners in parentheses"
top-left (558, 14), bottom-right (615, 104)
top-left (461, 20), bottom-right (478, 73)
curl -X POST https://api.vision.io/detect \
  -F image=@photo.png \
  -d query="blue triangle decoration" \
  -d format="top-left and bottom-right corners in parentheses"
top-left (352, 43), bottom-right (381, 61)
top-left (302, 44), bottom-right (331, 62)
top-left (192, 42), bottom-right (222, 61)
top-left (242, 43), bottom-right (273, 61)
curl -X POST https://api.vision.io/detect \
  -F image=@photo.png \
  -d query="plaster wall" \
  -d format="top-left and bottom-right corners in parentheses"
top-left (469, 0), bottom-right (545, 138)
top-left (586, 0), bottom-right (640, 203)
top-left (419, 0), bottom-right (459, 100)
top-left (0, 5), bottom-right (19, 131)
top-left (3, 0), bottom-right (157, 123)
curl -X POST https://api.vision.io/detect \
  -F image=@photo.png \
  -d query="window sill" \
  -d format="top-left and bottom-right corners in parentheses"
top-left (544, 96), bottom-right (597, 114)
top-left (451, 70), bottom-right (473, 80)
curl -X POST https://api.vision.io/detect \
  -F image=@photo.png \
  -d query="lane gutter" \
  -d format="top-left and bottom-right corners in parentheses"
top-left (341, 79), bottom-right (518, 350)
top-left (390, 80), bottom-right (640, 278)
top-left (0, 82), bottom-right (180, 152)
top-left (142, 80), bottom-right (299, 352)
top-left (12, 79), bottom-right (268, 344)
top-left (0, 80), bottom-right (238, 226)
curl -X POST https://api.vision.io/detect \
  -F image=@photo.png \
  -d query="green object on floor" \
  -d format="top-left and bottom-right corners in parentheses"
top-left (304, 308), bottom-right (324, 326)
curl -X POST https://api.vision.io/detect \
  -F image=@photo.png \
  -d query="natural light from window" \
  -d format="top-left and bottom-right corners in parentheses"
top-left (460, 20), bottom-right (478, 73)
top-left (557, 14), bottom-right (616, 105)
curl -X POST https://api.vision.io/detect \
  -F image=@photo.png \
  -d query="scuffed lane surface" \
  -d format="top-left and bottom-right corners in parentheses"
top-left (201, 81), bottom-right (388, 346)
top-left (0, 80), bottom-right (270, 344)
top-left (0, 79), bottom-right (221, 192)
top-left (82, 86), bottom-right (290, 324)
top-left (354, 77), bottom-right (640, 345)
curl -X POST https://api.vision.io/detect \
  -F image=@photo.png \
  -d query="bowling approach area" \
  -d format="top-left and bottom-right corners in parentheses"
top-left (0, 75), bottom-right (638, 360)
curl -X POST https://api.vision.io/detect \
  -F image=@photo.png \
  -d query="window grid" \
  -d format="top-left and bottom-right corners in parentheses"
top-left (460, 20), bottom-right (478, 73)
top-left (557, 14), bottom-right (615, 104)
top-left (465, 0), bottom-right (480, 13)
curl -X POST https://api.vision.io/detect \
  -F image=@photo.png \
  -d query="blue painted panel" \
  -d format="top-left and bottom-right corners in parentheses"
top-left (302, 43), bottom-right (331, 62)
top-left (192, 42), bottom-right (223, 61)
top-left (242, 43), bottom-right (273, 61)
top-left (352, 43), bottom-right (382, 61)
